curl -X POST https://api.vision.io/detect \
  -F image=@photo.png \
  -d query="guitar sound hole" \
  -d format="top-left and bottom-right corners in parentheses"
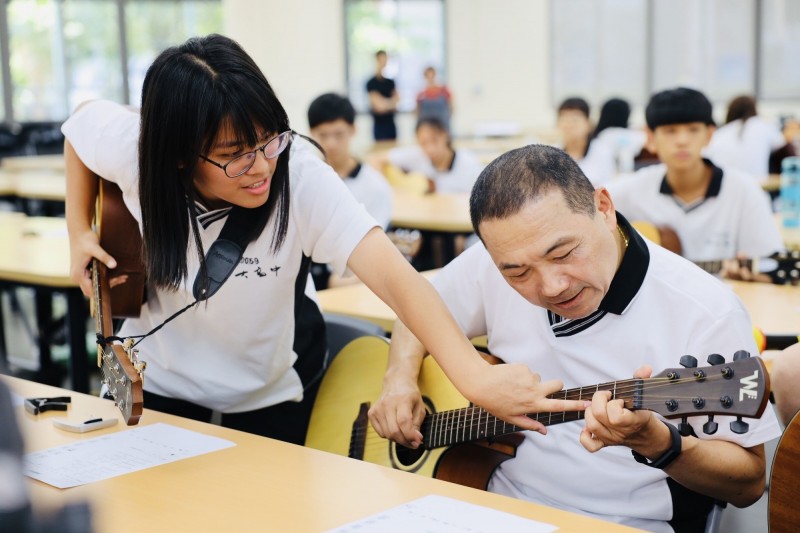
top-left (393, 444), bottom-right (425, 467)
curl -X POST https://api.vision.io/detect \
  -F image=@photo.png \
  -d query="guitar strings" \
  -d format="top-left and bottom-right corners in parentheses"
top-left (346, 371), bottom-right (763, 451)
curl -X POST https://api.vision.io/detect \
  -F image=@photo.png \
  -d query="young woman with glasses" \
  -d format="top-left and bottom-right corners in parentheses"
top-left (63, 34), bottom-right (583, 445)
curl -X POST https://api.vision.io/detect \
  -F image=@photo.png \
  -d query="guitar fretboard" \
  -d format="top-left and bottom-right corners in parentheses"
top-left (421, 379), bottom-right (641, 450)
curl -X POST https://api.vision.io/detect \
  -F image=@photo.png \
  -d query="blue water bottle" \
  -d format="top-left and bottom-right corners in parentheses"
top-left (780, 156), bottom-right (800, 228)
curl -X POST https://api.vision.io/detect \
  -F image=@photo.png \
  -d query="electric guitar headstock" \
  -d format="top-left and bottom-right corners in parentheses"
top-left (641, 351), bottom-right (769, 435)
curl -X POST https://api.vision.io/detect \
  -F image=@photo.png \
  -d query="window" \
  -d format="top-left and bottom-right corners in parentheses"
top-left (345, 0), bottom-right (446, 113)
top-left (760, 0), bottom-right (800, 100)
top-left (1, 0), bottom-right (222, 123)
top-left (551, 0), bottom-right (800, 108)
top-left (550, 0), bottom-right (647, 107)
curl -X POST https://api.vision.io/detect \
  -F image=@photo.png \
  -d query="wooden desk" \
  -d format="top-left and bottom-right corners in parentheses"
top-left (391, 191), bottom-right (472, 233)
top-left (1, 154), bottom-right (65, 172)
top-left (727, 280), bottom-right (800, 334)
top-left (6, 376), bottom-right (641, 532)
top-left (0, 168), bottom-right (66, 216)
top-left (0, 213), bottom-right (89, 392)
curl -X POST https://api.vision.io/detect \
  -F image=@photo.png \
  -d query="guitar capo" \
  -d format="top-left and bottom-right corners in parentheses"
top-left (24, 396), bottom-right (71, 416)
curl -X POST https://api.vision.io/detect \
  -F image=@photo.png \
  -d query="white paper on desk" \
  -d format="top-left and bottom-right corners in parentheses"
top-left (23, 422), bottom-right (235, 489)
top-left (326, 494), bottom-right (557, 533)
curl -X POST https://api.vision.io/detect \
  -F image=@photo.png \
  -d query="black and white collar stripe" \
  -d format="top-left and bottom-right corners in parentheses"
top-left (547, 212), bottom-right (650, 337)
top-left (193, 200), bottom-right (232, 229)
top-left (659, 158), bottom-right (723, 213)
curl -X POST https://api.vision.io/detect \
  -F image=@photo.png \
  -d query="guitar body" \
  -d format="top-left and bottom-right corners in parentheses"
top-left (97, 178), bottom-right (145, 317)
top-left (769, 410), bottom-right (800, 532)
top-left (305, 336), bottom-right (522, 490)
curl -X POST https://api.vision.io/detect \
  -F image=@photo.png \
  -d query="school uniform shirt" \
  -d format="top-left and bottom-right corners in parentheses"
top-left (558, 140), bottom-right (617, 187)
top-left (705, 117), bottom-right (786, 181)
top-left (62, 100), bottom-right (378, 413)
top-left (343, 162), bottom-right (393, 229)
top-left (387, 145), bottom-right (483, 193)
top-left (430, 215), bottom-right (781, 532)
top-left (607, 159), bottom-right (783, 263)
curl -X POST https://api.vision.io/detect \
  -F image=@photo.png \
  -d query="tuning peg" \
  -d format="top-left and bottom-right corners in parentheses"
top-left (680, 355), bottom-right (698, 368)
top-left (703, 416), bottom-right (718, 435)
top-left (733, 350), bottom-right (750, 361)
top-left (730, 417), bottom-right (749, 434)
top-left (707, 353), bottom-right (725, 366)
top-left (679, 417), bottom-right (692, 436)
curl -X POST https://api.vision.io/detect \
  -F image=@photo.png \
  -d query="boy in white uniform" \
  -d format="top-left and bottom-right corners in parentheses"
top-left (607, 88), bottom-right (783, 265)
top-left (369, 144), bottom-right (780, 532)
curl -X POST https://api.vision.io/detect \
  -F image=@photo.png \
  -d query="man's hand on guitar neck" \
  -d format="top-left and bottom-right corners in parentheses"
top-left (720, 253), bottom-right (775, 284)
top-left (370, 320), bottom-right (588, 448)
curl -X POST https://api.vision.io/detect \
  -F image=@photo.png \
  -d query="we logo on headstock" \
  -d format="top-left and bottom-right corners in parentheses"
top-left (646, 351), bottom-right (769, 436)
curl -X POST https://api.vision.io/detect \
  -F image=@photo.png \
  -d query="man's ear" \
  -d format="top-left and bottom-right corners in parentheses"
top-left (595, 187), bottom-right (617, 229)
top-left (703, 124), bottom-right (716, 147)
top-left (645, 127), bottom-right (657, 155)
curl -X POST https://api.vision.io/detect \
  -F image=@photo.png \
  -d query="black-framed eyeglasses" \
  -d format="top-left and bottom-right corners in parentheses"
top-left (198, 130), bottom-right (292, 178)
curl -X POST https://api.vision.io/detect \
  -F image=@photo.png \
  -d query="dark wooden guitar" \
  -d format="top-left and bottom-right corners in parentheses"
top-left (306, 337), bottom-right (770, 490)
top-left (631, 221), bottom-right (800, 285)
top-left (91, 178), bottom-right (146, 425)
top-left (769, 410), bottom-right (800, 532)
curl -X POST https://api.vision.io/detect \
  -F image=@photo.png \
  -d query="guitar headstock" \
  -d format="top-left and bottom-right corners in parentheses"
top-left (760, 250), bottom-right (800, 285)
top-left (643, 351), bottom-right (769, 435)
top-left (99, 340), bottom-right (144, 425)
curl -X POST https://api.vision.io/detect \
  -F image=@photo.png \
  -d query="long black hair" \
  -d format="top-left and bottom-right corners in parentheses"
top-left (138, 34), bottom-right (291, 291)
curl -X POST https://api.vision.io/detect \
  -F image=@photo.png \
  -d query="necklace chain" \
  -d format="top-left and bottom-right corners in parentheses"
top-left (617, 224), bottom-right (629, 249)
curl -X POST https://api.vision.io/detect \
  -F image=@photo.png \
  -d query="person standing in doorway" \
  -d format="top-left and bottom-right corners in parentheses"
top-left (366, 50), bottom-right (399, 142)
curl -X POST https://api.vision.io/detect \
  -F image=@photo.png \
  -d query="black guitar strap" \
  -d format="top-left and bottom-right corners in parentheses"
top-left (192, 205), bottom-right (257, 301)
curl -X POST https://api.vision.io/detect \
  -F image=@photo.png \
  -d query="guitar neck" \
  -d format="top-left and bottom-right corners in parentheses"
top-left (694, 258), bottom-right (752, 275)
top-left (421, 379), bottom-right (640, 450)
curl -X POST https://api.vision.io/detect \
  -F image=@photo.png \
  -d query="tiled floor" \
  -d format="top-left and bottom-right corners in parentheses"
top-left (0, 287), bottom-right (778, 532)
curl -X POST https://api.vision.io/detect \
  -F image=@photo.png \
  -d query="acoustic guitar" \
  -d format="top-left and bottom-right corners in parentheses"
top-left (306, 336), bottom-right (770, 490)
top-left (91, 178), bottom-right (147, 425)
top-left (631, 220), bottom-right (800, 285)
top-left (769, 409), bottom-right (800, 532)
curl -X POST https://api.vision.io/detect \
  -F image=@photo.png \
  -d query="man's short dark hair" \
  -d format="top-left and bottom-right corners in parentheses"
top-left (645, 87), bottom-right (714, 130)
top-left (308, 93), bottom-right (356, 129)
top-left (376, 50), bottom-right (387, 58)
top-left (470, 145), bottom-right (597, 239)
top-left (558, 97), bottom-right (590, 118)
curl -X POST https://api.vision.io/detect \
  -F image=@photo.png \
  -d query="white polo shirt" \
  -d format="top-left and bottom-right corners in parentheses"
top-left (430, 215), bottom-right (780, 532)
top-left (343, 162), bottom-right (393, 229)
top-left (607, 160), bottom-right (783, 263)
top-left (62, 100), bottom-right (378, 412)
top-left (388, 145), bottom-right (484, 193)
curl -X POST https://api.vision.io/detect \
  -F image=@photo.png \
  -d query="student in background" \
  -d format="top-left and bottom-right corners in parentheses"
top-left (366, 50), bottom-right (399, 142)
top-left (369, 144), bottom-right (779, 532)
top-left (307, 92), bottom-right (393, 289)
top-left (591, 97), bottom-right (646, 176)
top-left (706, 95), bottom-right (785, 182)
top-left (308, 93), bottom-right (392, 229)
top-left (383, 117), bottom-right (483, 194)
top-left (607, 87), bottom-right (783, 266)
top-left (416, 66), bottom-right (452, 132)
top-left (768, 116), bottom-right (799, 175)
top-left (556, 97), bottom-right (615, 186)
top-left (64, 34), bottom-right (560, 446)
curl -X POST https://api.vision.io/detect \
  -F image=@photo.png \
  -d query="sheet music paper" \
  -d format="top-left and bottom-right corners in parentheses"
top-left (326, 494), bottom-right (557, 532)
top-left (24, 422), bottom-right (235, 489)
